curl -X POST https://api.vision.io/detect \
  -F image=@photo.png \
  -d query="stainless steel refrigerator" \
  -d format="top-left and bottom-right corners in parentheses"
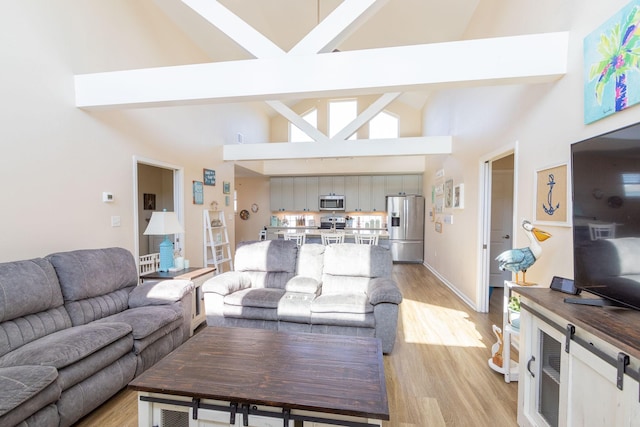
top-left (387, 195), bottom-right (425, 262)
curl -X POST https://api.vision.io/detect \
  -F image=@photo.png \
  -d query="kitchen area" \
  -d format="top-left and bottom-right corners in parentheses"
top-left (260, 174), bottom-right (425, 263)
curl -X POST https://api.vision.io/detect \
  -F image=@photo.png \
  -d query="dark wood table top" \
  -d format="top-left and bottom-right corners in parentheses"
top-left (516, 287), bottom-right (640, 361)
top-left (129, 327), bottom-right (389, 420)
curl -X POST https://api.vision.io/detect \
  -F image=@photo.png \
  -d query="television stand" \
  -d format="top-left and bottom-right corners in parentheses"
top-left (563, 297), bottom-right (626, 307)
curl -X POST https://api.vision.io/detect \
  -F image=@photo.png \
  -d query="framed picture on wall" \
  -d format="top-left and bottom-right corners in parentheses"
top-left (444, 179), bottom-right (454, 208)
top-left (534, 163), bottom-right (570, 226)
top-left (193, 181), bottom-right (204, 205)
top-left (223, 181), bottom-right (231, 194)
top-left (203, 169), bottom-right (216, 186)
top-left (454, 184), bottom-right (464, 209)
top-left (143, 193), bottom-right (156, 210)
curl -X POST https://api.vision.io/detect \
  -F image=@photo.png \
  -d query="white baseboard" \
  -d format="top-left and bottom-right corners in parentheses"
top-left (423, 262), bottom-right (478, 311)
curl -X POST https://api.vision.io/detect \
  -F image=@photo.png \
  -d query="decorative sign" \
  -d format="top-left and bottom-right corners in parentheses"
top-left (193, 181), bottom-right (204, 205)
top-left (203, 169), bottom-right (216, 186)
top-left (223, 181), bottom-right (231, 194)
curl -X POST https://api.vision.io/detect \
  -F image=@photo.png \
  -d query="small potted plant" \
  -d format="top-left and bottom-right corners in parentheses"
top-left (508, 296), bottom-right (521, 329)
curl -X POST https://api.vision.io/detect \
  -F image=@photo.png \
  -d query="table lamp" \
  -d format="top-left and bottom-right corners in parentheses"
top-left (143, 209), bottom-right (184, 272)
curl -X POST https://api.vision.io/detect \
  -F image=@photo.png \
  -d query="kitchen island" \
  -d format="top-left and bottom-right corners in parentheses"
top-left (265, 226), bottom-right (389, 246)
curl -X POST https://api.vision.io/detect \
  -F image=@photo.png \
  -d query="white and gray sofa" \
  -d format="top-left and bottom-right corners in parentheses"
top-left (202, 240), bottom-right (402, 353)
top-left (0, 247), bottom-right (194, 427)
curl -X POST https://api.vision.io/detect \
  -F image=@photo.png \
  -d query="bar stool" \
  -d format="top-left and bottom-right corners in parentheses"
top-left (321, 232), bottom-right (344, 245)
top-left (284, 232), bottom-right (306, 246)
top-left (355, 234), bottom-right (379, 245)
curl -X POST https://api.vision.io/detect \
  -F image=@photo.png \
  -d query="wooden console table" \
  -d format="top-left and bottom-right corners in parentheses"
top-left (129, 327), bottom-right (389, 427)
top-left (515, 287), bottom-right (640, 426)
top-left (140, 267), bottom-right (215, 336)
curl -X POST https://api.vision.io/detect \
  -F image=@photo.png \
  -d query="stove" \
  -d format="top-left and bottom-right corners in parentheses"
top-left (319, 215), bottom-right (346, 230)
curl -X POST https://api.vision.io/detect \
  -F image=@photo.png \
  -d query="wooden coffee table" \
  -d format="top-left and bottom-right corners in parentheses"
top-left (129, 327), bottom-right (389, 427)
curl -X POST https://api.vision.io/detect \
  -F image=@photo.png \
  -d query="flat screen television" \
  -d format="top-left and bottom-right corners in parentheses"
top-left (572, 122), bottom-right (640, 311)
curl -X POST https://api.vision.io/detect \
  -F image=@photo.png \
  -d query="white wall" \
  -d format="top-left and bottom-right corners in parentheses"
top-left (422, 0), bottom-right (640, 308)
top-left (0, 1), bottom-right (269, 262)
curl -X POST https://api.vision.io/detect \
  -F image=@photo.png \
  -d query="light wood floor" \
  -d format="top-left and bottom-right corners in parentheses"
top-left (74, 264), bottom-right (517, 427)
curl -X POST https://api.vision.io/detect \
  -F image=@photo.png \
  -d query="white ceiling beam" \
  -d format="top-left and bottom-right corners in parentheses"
top-left (180, 0), bottom-right (284, 57)
top-left (75, 32), bottom-right (568, 109)
top-left (289, 0), bottom-right (388, 55)
top-left (223, 136), bottom-right (452, 161)
top-left (332, 92), bottom-right (401, 141)
top-left (265, 100), bottom-right (329, 143)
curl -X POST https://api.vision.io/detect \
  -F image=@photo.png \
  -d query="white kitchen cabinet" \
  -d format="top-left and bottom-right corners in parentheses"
top-left (344, 176), bottom-right (360, 211)
top-left (385, 175), bottom-right (403, 196)
top-left (371, 176), bottom-right (386, 212)
top-left (357, 176), bottom-right (372, 211)
top-left (293, 177), bottom-right (307, 211)
top-left (385, 175), bottom-right (422, 196)
top-left (305, 177), bottom-right (319, 211)
top-left (270, 177), bottom-right (294, 211)
top-left (402, 174), bottom-right (422, 195)
top-left (319, 176), bottom-right (345, 195)
top-left (517, 289), bottom-right (640, 427)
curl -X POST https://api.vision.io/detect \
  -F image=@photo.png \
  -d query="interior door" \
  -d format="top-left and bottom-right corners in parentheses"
top-left (489, 162), bottom-right (514, 287)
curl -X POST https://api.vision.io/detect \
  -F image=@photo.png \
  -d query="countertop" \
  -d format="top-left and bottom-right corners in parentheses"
top-left (265, 226), bottom-right (389, 238)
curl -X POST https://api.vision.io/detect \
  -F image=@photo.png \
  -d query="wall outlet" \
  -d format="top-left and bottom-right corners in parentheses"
top-left (111, 216), bottom-right (121, 227)
top-left (102, 192), bottom-right (114, 202)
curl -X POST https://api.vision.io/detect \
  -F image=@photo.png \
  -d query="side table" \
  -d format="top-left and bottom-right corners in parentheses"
top-left (488, 280), bottom-right (542, 383)
top-left (140, 267), bottom-right (215, 336)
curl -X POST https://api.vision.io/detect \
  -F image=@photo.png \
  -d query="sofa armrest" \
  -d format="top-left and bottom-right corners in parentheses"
top-left (129, 279), bottom-right (194, 308)
top-left (285, 276), bottom-right (321, 294)
top-left (367, 277), bottom-right (403, 305)
top-left (202, 272), bottom-right (251, 296)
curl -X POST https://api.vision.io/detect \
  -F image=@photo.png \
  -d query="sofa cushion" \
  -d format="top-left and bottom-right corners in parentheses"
top-left (223, 305), bottom-right (279, 322)
top-left (0, 365), bottom-right (59, 417)
top-left (0, 307), bottom-right (73, 358)
top-left (235, 240), bottom-right (298, 274)
top-left (285, 276), bottom-right (320, 294)
top-left (95, 306), bottom-right (181, 340)
top-left (0, 258), bottom-right (64, 323)
top-left (277, 292), bottom-right (314, 323)
top-left (311, 293), bottom-right (374, 314)
top-left (0, 322), bottom-right (131, 369)
top-left (323, 244), bottom-right (392, 278)
top-left (128, 279), bottom-right (194, 308)
top-left (224, 288), bottom-right (286, 309)
top-left (295, 244), bottom-right (325, 282)
top-left (202, 272), bottom-right (252, 296)
top-left (46, 248), bottom-right (138, 302)
top-left (63, 288), bottom-right (132, 326)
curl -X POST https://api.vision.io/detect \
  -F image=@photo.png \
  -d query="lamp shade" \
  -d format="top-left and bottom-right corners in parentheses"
top-left (143, 210), bottom-right (184, 236)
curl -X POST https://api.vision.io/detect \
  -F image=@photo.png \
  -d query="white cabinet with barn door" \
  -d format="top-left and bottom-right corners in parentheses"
top-left (517, 289), bottom-right (640, 427)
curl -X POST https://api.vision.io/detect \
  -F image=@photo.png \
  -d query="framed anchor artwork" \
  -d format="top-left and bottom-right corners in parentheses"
top-left (534, 163), bottom-right (570, 227)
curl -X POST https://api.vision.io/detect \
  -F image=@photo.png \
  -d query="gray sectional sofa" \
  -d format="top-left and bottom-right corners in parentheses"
top-left (0, 247), bottom-right (194, 427)
top-left (202, 240), bottom-right (402, 353)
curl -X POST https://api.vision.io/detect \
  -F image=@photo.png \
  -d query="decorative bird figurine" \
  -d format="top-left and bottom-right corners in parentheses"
top-left (496, 220), bottom-right (551, 285)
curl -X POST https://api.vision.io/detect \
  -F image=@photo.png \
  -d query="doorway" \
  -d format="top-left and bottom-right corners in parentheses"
top-left (479, 151), bottom-right (515, 313)
top-left (133, 157), bottom-right (184, 269)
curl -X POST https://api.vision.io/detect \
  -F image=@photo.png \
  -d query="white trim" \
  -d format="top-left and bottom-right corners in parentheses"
top-left (133, 156), bottom-right (185, 274)
top-left (476, 142), bottom-right (518, 313)
top-left (424, 262), bottom-right (477, 311)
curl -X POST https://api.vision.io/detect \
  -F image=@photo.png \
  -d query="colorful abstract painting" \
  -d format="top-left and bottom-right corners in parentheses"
top-left (584, 0), bottom-right (640, 124)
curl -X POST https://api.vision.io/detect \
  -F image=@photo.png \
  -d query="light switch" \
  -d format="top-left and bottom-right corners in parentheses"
top-left (102, 192), bottom-right (114, 202)
top-left (111, 216), bottom-right (121, 227)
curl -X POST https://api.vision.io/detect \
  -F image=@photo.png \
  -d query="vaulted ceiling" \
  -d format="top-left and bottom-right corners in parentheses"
top-left (74, 0), bottom-right (568, 172)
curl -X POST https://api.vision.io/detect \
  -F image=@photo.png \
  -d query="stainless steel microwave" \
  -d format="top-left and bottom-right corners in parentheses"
top-left (319, 195), bottom-right (345, 211)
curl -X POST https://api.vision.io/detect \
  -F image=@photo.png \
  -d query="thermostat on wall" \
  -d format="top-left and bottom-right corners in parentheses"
top-left (102, 192), bottom-right (114, 202)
